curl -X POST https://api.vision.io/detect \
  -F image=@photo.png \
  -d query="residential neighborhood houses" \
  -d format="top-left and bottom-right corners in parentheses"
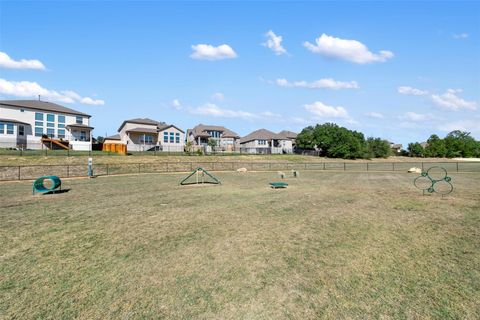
top-left (0, 99), bottom-right (316, 155)
top-left (187, 124), bottom-right (240, 152)
top-left (239, 129), bottom-right (294, 154)
top-left (0, 100), bottom-right (93, 151)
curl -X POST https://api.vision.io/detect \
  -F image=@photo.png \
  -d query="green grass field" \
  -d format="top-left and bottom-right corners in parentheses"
top-left (1, 171), bottom-right (479, 319)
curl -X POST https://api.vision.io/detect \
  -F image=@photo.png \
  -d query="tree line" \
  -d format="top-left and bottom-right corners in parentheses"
top-left (407, 130), bottom-right (480, 158)
top-left (296, 123), bottom-right (480, 159)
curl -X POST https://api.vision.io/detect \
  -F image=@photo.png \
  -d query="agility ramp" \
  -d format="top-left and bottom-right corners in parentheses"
top-left (179, 167), bottom-right (221, 185)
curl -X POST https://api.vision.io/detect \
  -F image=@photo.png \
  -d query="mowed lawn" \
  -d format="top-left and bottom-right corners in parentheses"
top-left (0, 171), bottom-right (479, 319)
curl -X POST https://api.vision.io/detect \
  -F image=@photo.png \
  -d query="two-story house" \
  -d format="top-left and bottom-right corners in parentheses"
top-left (186, 124), bottom-right (240, 152)
top-left (239, 128), bottom-right (293, 154)
top-left (0, 100), bottom-right (93, 150)
top-left (116, 118), bottom-right (185, 152)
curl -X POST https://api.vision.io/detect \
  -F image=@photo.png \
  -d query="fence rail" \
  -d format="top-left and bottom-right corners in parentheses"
top-left (1, 161), bottom-right (479, 181)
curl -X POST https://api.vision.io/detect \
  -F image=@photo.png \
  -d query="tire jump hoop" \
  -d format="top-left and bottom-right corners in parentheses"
top-left (413, 166), bottom-right (453, 197)
top-left (33, 175), bottom-right (62, 195)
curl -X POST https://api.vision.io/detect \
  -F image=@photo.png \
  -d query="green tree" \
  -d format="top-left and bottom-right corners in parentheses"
top-left (311, 123), bottom-right (366, 159)
top-left (96, 136), bottom-right (105, 143)
top-left (407, 142), bottom-right (425, 157)
top-left (444, 130), bottom-right (479, 158)
top-left (207, 138), bottom-right (217, 151)
top-left (296, 126), bottom-right (315, 149)
top-left (184, 140), bottom-right (193, 153)
top-left (424, 134), bottom-right (447, 157)
top-left (366, 137), bottom-right (391, 158)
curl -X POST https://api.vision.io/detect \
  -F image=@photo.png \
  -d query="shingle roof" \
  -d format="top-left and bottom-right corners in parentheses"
top-left (188, 124), bottom-right (239, 139)
top-left (0, 118), bottom-right (30, 125)
top-left (66, 124), bottom-right (94, 130)
top-left (278, 130), bottom-right (298, 139)
top-left (125, 127), bottom-right (158, 134)
top-left (104, 134), bottom-right (121, 140)
top-left (117, 118), bottom-right (184, 133)
top-left (118, 118), bottom-right (166, 132)
top-left (0, 100), bottom-right (91, 117)
top-left (240, 129), bottom-right (286, 143)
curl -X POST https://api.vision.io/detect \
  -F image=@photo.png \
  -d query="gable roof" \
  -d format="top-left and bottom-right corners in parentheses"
top-left (0, 100), bottom-right (91, 117)
top-left (104, 134), bottom-right (121, 140)
top-left (118, 118), bottom-right (184, 133)
top-left (278, 130), bottom-right (298, 139)
top-left (188, 124), bottom-right (239, 139)
top-left (240, 129), bottom-right (285, 143)
top-left (118, 118), bottom-right (165, 131)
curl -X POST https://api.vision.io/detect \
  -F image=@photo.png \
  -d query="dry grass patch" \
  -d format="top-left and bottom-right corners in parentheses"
top-left (1, 171), bottom-right (479, 319)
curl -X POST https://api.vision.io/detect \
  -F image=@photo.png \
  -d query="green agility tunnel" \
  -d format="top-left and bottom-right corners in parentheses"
top-left (33, 176), bottom-right (62, 195)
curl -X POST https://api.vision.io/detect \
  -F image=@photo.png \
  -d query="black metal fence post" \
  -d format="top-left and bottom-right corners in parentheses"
top-left (18, 166), bottom-right (21, 180)
top-left (106, 164), bottom-right (109, 175)
top-left (456, 162), bottom-right (459, 172)
top-left (67, 165), bottom-right (70, 177)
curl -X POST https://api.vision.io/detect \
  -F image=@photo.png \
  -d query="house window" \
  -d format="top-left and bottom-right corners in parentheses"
top-left (20, 109), bottom-right (25, 112)
top-left (58, 115), bottom-right (65, 123)
top-left (46, 114), bottom-right (55, 122)
top-left (80, 131), bottom-right (87, 141)
top-left (19, 125), bottom-right (25, 136)
top-left (6, 123), bottom-right (14, 135)
top-left (58, 129), bottom-right (65, 139)
top-left (35, 127), bottom-right (43, 137)
top-left (35, 121), bottom-right (43, 127)
top-left (0, 123), bottom-right (4, 134)
top-left (47, 128), bottom-right (55, 138)
top-left (58, 124), bottom-right (65, 128)
top-left (47, 122), bottom-right (55, 128)
top-left (164, 132), bottom-right (168, 143)
top-left (140, 135), bottom-right (153, 143)
top-left (35, 112), bottom-right (43, 121)
top-left (175, 133), bottom-right (180, 143)
top-left (76, 116), bottom-right (83, 124)
top-left (258, 139), bottom-right (267, 145)
top-left (169, 132), bottom-right (174, 143)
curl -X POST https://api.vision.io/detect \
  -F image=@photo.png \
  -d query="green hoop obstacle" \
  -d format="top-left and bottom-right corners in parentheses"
top-left (33, 176), bottom-right (62, 195)
top-left (413, 166), bottom-right (453, 196)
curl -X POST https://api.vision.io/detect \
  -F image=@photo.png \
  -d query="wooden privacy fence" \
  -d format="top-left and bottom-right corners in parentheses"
top-left (1, 161), bottom-right (479, 181)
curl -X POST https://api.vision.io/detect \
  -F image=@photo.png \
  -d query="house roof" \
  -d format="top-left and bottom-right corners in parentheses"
top-left (104, 134), bottom-right (121, 140)
top-left (0, 100), bottom-right (91, 117)
top-left (126, 127), bottom-right (158, 134)
top-left (158, 124), bottom-right (185, 133)
top-left (188, 124), bottom-right (239, 139)
top-left (118, 118), bottom-right (184, 133)
top-left (66, 124), bottom-right (94, 130)
top-left (278, 130), bottom-right (298, 139)
top-left (240, 129), bottom-right (285, 143)
top-left (0, 118), bottom-right (30, 125)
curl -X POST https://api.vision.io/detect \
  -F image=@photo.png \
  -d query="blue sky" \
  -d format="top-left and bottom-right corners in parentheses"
top-left (1, 1), bottom-right (479, 146)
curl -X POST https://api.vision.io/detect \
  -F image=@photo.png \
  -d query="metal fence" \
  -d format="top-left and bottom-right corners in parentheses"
top-left (1, 161), bottom-right (479, 181)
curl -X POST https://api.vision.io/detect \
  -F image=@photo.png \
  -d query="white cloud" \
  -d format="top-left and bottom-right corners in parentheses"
top-left (303, 34), bottom-right (393, 64)
top-left (365, 112), bottom-right (384, 119)
top-left (431, 89), bottom-right (477, 111)
top-left (401, 112), bottom-right (435, 122)
top-left (276, 78), bottom-right (358, 89)
top-left (453, 33), bottom-right (469, 39)
top-left (262, 30), bottom-right (287, 55)
top-left (211, 92), bottom-right (225, 102)
top-left (304, 101), bottom-right (350, 119)
top-left (0, 52), bottom-right (46, 70)
top-left (190, 103), bottom-right (256, 120)
top-left (171, 99), bottom-right (182, 110)
top-left (438, 119), bottom-right (480, 134)
top-left (0, 78), bottom-right (104, 105)
top-left (190, 44), bottom-right (237, 60)
top-left (397, 86), bottom-right (428, 96)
